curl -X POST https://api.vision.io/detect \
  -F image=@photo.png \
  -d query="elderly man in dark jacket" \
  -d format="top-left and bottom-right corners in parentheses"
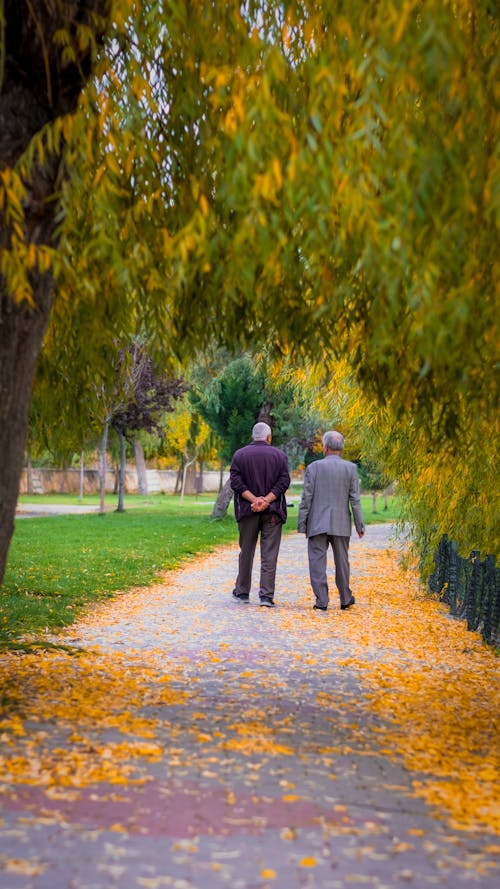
top-left (230, 422), bottom-right (290, 607)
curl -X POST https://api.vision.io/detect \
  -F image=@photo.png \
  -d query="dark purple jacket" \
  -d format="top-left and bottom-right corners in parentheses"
top-left (230, 441), bottom-right (290, 523)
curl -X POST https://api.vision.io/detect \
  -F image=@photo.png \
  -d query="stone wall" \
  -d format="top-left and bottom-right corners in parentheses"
top-left (19, 467), bottom-right (229, 496)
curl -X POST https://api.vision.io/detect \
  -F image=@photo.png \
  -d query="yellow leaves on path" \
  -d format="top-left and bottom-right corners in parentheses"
top-left (222, 736), bottom-right (294, 757)
top-left (299, 855), bottom-right (317, 867)
top-left (3, 858), bottom-right (47, 876)
top-left (341, 547), bottom-right (500, 835)
top-left (0, 539), bottom-right (498, 842)
top-left (222, 719), bottom-right (294, 757)
top-left (0, 650), bottom-right (186, 789)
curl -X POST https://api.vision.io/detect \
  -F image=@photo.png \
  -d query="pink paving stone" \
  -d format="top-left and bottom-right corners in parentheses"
top-left (2, 781), bottom-right (368, 837)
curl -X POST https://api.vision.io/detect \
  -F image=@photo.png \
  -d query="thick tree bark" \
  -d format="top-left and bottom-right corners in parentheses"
top-left (134, 439), bottom-right (149, 496)
top-left (211, 477), bottom-right (233, 520)
top-left (180, 459), bottom-right (196, 505)
top-left (0, 1), bottom-right (111, 585)
top-left (183, 461), bottom-right (197, 495)
top-left (0, 284), bottom-right (53, 578)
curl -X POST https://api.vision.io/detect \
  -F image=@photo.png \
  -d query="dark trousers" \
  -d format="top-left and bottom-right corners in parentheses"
top-left (307, 534), bottom-right (351, 608)
top-left (233, 513), bottom-right (283, 600)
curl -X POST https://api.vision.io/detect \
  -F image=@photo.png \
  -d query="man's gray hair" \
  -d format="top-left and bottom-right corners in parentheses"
top-left (323, 430), bottom-right (344, 451)
top-left (252, 422), bottom-right (272, 441)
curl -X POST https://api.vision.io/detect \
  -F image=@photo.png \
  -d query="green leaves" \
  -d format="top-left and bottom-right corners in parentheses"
top-left (194, 356), bottom-right (265, 462)
top-left (2, 1), bottom-right (495, 446)
top-left (11, 0), bottom-right (496, 557)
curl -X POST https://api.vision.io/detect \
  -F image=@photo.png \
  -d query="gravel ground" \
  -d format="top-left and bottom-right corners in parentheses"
top-left (0, 524), bottom-right (498, 889)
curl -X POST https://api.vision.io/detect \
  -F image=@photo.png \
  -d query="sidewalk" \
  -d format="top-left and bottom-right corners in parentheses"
top-left (0, 526), bottom-right (498, 889)
top-left (16, 503), bottom-right (101, 517)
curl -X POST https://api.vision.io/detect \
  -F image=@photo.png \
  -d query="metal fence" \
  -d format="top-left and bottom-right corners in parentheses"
top-left (428, 535), bottom-right (500, 647)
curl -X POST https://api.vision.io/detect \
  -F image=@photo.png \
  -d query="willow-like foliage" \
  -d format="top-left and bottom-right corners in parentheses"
top-left (47, 1), bottom-right (498, 442)
top-left (1, 1), bottom-right (498, 581)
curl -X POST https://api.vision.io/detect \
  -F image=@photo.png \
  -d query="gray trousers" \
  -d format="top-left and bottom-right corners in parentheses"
top-left (307, 534), bottom-right (351, 608)
top-left (233, 513), bottom-right (283, 600)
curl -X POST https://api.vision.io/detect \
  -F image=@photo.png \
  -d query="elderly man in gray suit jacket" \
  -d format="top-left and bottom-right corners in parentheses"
top-left (298, 430), bottom-right (365, 611)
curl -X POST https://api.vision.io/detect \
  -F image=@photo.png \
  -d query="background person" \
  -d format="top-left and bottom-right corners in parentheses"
top-left (298, 430), bottom-right (365, 611)
top-left (230, 422), bottom-right (290, 607)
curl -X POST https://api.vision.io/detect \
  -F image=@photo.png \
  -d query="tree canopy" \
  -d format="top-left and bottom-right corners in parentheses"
top-left (193, 356), bottom-right (266, 465)
top-left (54, 0), bottom-right (498, 445)
top-left (0, 1), bottom-right (498, 586)
top-left (192, 353), bottom-right (321, 468)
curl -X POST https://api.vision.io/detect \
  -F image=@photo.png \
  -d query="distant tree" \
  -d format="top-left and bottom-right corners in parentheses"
top-left (357, 461), bottom-right (393, 513)
top-left (192, 357), bottom-right (265, 517)
top-left (262, 368), bottom-right (321, 470)
top-left (193, 354), bottom-right (322, 518)
top-left (161, 398), bottom-right (215, 498)
top-left (194, 357), bottom-right (265, 464)
top-left (109, 345), bottom-right (185, 511)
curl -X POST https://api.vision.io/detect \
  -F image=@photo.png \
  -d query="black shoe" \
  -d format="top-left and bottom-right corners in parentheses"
top-left (232, 591), bottom-right (249, 602)
top-left (260, 597), bottom-right (275, 607)
top-left (341, 595), bottom-right (355, 610)
top-left (313, 604), bottom-right (328, 611)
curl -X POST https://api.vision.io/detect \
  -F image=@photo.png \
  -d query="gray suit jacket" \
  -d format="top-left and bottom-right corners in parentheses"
top-left (297, 454), bottom-right (365, 538)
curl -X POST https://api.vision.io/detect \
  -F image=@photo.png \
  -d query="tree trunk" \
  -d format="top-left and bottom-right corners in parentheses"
top-left (383, 482), bottom-right (394, 511)
top-left (0, 281), bottom-right (54, 583)
top-left (183, 460), bottom-right (197, 495)
top-left (174, 463), bottom-right (183, 495)
top-left (116, 433), bottom-right (126, 512)
top-left (99, 420), bottom-right (109, 514)
top-left (60, 460), bottom-right (68, 494)
top-left (180, 458), bottom-right (196, 505)
top-left (0, 1), bottom-right (112, 585)
top-left (79, 452), bottom-right (85, 501)
top-left (27, 455), bottom-right (34, 497)
top-left (196, 461), bottom-right (204, 496)
top-left (258, 402), bottom-right (273, 427)
top-left (211, 477), bottom-right (233, 519)
top-left (134, 439), bottom-right (148, 495)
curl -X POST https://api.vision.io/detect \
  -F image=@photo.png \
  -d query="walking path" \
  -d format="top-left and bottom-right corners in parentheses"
top-left (16, 503), bottom-right (101, 517)
top-left (0, 526), bottom-right (499, 889)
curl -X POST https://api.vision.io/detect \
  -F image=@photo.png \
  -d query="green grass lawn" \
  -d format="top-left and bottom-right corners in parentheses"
top-left (17, 492), bottom-right (220, 508)
top-left (2, 500), bottom-right (236, 645)
top-left (2, 492), bottom-right (400, 646)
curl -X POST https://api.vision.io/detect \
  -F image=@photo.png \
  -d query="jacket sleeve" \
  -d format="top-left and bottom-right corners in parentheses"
top-left (229, 454), bottom-right (246, 495)
top-left (297, 465), bottom-right (314, 534)
top-left (349, 465), bottom-right (365, 533)
top-left (271, 456), bottom-right (291, 498)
